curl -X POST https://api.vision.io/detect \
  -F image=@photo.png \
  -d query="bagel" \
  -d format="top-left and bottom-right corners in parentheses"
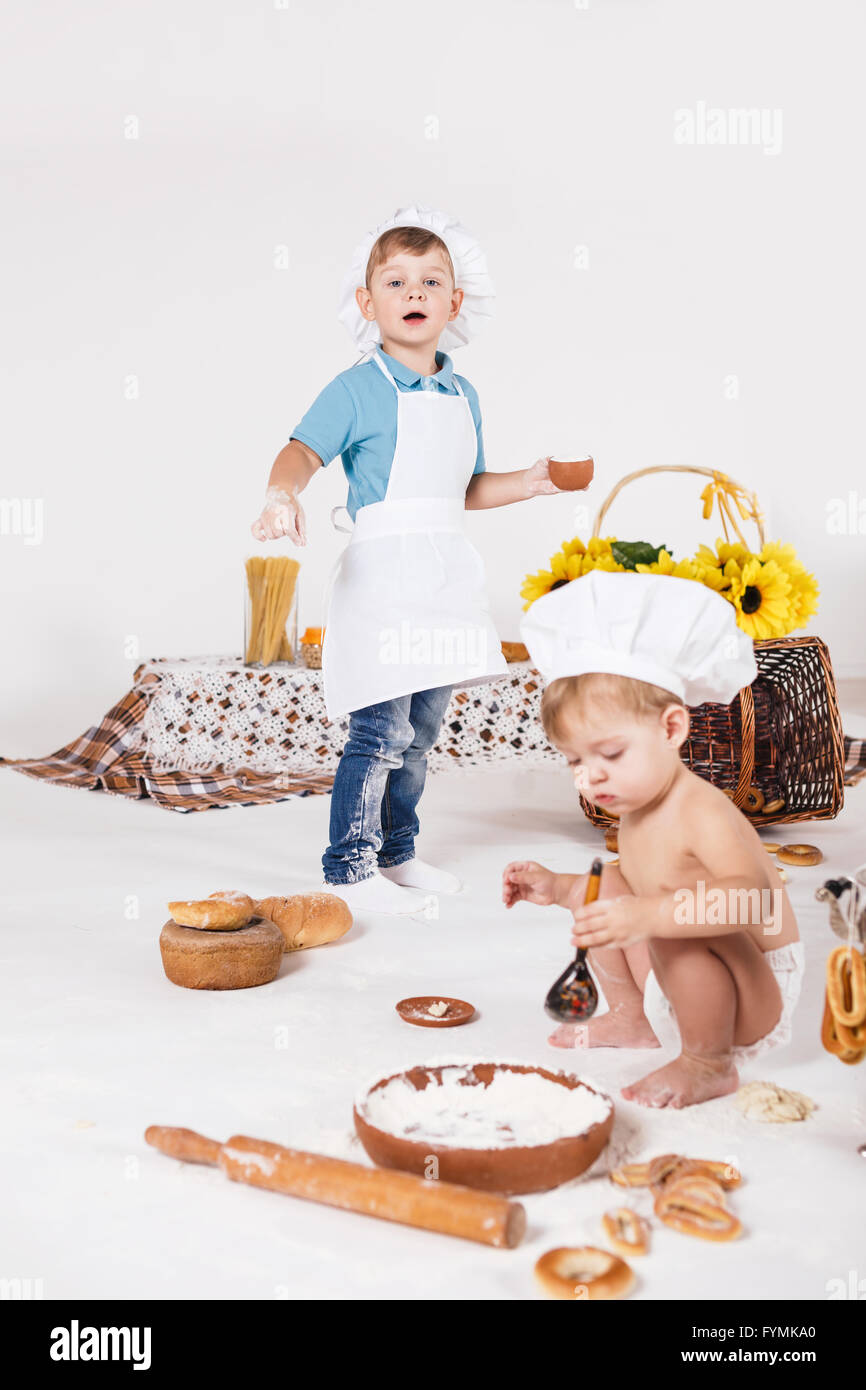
top-left (776, 844), bottom-right (823, 868)
top-left (664, 1173), bottom-right (728, 1209)
top-left (534, 1246), bottom-right (634, 1300)
top-left (654, 1187), bottom-right (742, 1241)
top-left (762, 797), bottom-right (786, 814)
top-left (609, 1161), bottom-right (651, 1188)
top-left (167, 891), bottom-right (254, 930)
top-left (648, 1153), bottom-right (741, 1195)
top-left (743, 786), bottom-right (765, 813)
top-left (601, 1207), bottom-right (649, 1257)
top-left (826, 946), bottom-right (866, 1028)
top-left (604, 827), bottom-right (619, 853)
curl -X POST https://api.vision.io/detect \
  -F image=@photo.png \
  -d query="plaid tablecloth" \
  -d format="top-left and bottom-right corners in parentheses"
top-left (3, 656), bottom-right (865, 814)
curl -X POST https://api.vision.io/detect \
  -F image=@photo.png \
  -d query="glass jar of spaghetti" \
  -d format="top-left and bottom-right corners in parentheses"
top-left (244, 555), bottom-right (300, 665)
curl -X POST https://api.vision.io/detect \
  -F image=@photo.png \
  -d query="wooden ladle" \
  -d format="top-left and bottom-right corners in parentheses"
top-left (544, 859), bottom-right (602, 1022)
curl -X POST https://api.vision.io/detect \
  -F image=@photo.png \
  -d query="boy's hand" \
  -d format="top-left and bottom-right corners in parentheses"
top-left (502, 860), bottom-right (557, 908)
top-left (251, 486), bottom-right (307, 546)
top-left (522, 456), bottom-right (561, 496)
top-left (570, 895), bottom-right (649, 950)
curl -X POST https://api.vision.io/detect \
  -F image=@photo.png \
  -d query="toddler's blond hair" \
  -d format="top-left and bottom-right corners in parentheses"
top-left (540, 672), bottom-right (686, 744)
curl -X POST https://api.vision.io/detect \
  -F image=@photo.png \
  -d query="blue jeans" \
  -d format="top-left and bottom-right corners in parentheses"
top-left (322, 685), bottom-right (453, 885)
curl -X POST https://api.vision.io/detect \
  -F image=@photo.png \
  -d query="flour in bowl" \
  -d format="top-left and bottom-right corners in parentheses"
top-left (359, 1063), bottom-right (612, 1149)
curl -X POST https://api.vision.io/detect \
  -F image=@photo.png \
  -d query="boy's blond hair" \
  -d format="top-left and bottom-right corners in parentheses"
top-left (366, 226), bottom-right (455, 291)
top-left (540, 672), bottom-right (686, 743)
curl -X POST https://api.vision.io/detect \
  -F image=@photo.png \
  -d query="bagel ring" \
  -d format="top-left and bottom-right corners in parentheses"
top-left (762, 797), bottom-right (786, 814)
top-left (168, 891), bottom-right (254, 930)
top-left (743, 786), bottom-right (765, 813)
top-left (534, 1246), bottom-right (635, 1300)
top-left (664, 1174), bottom-right (728, 1209)
top-left (649, 1153), bottom-right (741, 1194)
top-left (822, 993), bottom-right (848, 1057)
top-left (776, 844), bottom-right (823, 868)
top-left (601, 1208), bottom-right (649, 1257)
top-left (609, 1161), bottom-right (651, 1189)
top-left (827, 945), bottom-right (866, 1027)
top-left (654, 1187), bottom-right (742, 1242)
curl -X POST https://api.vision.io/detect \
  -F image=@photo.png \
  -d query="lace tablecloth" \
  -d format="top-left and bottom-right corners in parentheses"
top-left (141, 657), bottom-right (560, 777)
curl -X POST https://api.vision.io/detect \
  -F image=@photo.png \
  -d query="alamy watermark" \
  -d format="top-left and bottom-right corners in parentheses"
top-left (0, 497), bottom-right (43, 545)
top-left (379, 621), bottom-right (488, 668)
top-left (675, 881), bottom-right (783, 935)
top-left (675, 102), bottom-right (783, 157)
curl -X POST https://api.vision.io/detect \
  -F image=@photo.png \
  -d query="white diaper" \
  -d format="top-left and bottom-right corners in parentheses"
top-left (642, 940), bottom-right (806, 1063)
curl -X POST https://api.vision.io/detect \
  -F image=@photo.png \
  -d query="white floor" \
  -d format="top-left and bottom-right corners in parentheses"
top-left (3, 697), bottom-right (866, 1301)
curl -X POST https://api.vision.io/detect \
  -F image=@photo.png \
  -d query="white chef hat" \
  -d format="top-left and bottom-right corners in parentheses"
top-left (520, 569), bottom-right (758, 707)
top-left (337, 204), bottom-right (495, 353)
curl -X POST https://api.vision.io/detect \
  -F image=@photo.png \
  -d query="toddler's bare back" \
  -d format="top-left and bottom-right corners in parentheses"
top-left (616, 768), bottom-right (799, 951)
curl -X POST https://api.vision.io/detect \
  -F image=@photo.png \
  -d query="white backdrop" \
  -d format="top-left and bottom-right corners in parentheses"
top-left (2, 0), bottom-right (865, 755)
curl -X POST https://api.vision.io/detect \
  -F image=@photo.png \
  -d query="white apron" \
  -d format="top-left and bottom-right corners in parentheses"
top-left (322, 350), bottom-right (508, 720)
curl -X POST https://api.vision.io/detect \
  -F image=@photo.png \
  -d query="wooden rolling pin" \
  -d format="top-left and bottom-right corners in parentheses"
top-left (145, 1126), bottom-right (526, 1249)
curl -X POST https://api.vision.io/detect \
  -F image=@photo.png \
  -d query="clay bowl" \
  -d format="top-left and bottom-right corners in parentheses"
top-left (548, 455), bottom-right (594, 491)
top-left (395, 996), bottom-right (476, 1028)
top-left (354, 1060), bottom-right (614, 1196)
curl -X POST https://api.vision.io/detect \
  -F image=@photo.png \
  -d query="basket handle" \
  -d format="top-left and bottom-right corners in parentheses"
top-left (591, 466), bottom-right (766, 549)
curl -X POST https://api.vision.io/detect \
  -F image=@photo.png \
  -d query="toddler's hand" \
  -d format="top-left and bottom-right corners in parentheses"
top-left (251, 485), bottom-right (307, 546)
top-left (523, 456), bottom-right (560, 497)
top-left (571, 895), bottom-right (648, 951)
top-left (502, 860), bottom-right (557, 908)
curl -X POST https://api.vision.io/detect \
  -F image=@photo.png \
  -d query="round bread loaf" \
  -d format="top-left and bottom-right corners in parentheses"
top-left (253, 892), bottom-right (353, 952)
top-left (159, 916), bottom-right (283, 990)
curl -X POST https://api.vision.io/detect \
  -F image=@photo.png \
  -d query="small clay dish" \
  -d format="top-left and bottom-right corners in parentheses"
top-left (395, 996), bottom-right (476, 1028)
top-left (354, 1061), bottom-right (614, 1196)
top-left (548, 456), bottom-right (594, 491)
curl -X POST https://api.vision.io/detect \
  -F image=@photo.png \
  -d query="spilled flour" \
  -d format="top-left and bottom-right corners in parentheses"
top-left (359, 1063), bottom-right (612, 1149)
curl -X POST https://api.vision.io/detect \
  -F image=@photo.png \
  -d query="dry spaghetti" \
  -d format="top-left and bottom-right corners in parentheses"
top-left (245, 555), bottom-right (300, 665)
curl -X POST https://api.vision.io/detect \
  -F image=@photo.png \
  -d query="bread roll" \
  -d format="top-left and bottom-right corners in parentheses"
top-left (167, 891), bottom-right (253, 930)
top-left (500, 641), bottom-right (529, 663)
top-left (160, 917), bottom-right (283, 990)
top-left (253, 893), bottom-right (353, 952)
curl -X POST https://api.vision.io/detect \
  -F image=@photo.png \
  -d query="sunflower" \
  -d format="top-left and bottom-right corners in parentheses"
top-left (696, 538), bottom-right (752, 571)
top-left (758, 542), bottom-right (819, 630)
top-left (520, 567), bottom-right (556, 609)
top-left (549, 547), bottom-right (585, 587)
top-left (727, 559), bottom-right (794, 640)
top-left (785, 568), bottom-right (820, 629)
top-left (636, 549), bottom-right (712, 583)
top-left (581, 551), bottom-right (626, 575)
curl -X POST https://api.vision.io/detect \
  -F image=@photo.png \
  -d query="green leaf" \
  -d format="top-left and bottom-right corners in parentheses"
top-left (610, 540), bottom-right (671, 570)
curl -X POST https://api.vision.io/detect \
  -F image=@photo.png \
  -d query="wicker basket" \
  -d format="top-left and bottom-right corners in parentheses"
top-left (575, 466), bottom-right (845, 830)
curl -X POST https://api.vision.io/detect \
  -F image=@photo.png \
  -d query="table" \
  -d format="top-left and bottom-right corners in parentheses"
top-left (140, 656), bottom-right (560, 778)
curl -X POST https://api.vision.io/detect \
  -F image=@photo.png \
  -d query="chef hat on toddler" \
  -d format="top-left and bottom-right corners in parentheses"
top-left (519, 569), bottom-right (757, 707)
top-left (337, 204), bottom-right (495, 354)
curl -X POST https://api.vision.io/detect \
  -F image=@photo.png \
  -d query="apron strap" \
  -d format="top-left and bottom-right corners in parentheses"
top-left (330, 504), bottom-right (354, 534)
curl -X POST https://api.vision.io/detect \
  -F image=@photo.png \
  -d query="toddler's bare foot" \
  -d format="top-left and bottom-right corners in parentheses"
top-left (548, 1009), bottom-right (661, 1050)
top-left (620, 1050), bottom-right (738, 1108)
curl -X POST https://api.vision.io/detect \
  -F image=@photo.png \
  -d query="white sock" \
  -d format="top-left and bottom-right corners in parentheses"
top-left (323, 870), bottom-right (427, 917)
top-left (379, 858), bottom-right (462, 894)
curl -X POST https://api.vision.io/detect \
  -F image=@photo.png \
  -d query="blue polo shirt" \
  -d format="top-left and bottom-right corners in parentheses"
top-left (289, 346), bottom-right (486, 521)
